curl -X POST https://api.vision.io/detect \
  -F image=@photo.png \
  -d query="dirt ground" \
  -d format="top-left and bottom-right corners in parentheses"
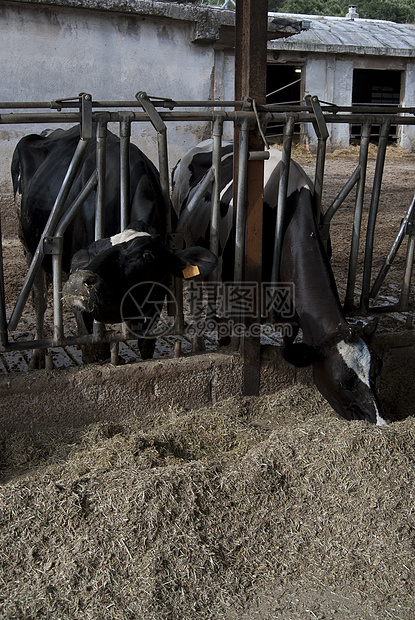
top-left (0, 146), bottom-right (415, 619)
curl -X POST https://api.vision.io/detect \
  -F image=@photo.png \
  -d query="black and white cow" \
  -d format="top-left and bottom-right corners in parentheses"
top-left (12, 126), bottom-right (216, 365)
top-left (172, 139), bottom-right (386, 425)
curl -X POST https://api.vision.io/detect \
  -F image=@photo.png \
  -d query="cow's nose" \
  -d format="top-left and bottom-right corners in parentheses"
top-left (69, 270), bottom-right (100, 288)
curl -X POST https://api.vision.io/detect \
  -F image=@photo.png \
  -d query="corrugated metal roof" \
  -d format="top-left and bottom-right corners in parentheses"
top-left (268, 12), bottom-right (415, 57)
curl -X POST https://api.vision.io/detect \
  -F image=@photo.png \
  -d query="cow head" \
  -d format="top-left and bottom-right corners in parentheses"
top-left (62, 221), bottom-right (217, 324)
top-left (282, 323), bottom-right (387, 426)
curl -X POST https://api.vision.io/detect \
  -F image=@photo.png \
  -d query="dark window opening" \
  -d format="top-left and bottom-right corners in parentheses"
top-left (266, 64), bottom-right (302, 139)
top-left (351, 68), bottom-right (401, 140)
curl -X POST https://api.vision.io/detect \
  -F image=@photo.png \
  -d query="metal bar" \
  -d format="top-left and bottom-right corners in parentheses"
top-left (8, 137), bottom-right (91, 331)
top-left (271, 114), bottom-right (296, 285)
top-left (400, 233), bottom-right (415, 311)
top-left (314, 136), bottom-right (327, 220)
top-left (52, 251), bottom-right (64, 343)
top-left (307, 96), bottom-right (329, 220)
top-left (322, 166), bottom-right (361, 228)
top-left (80, 94), bottom-right (93, 140)
top-left (3, 110), bottom-right (415, 127)
top-left (95, 116), bottom-right (109, 240)
top-left (210, 115), bottom-right (224, 279)
top-left (52, 171), bottom-right (99, 343)
top-left (136, 92), bottom-right (171, 231)
top-left (2, 332), bottom-right (126, 353)
top-left (370, 191), bottom-right (415, 300)
top-left (2, 99), bottom-right (415, 114)
top-left (0, 215), bottom-right (8, 349)
top-left (176, 168), bottom-right (215, 232)
top-left (120, 114), bottom-right (132, 231)
top-left (344, 121), bottom-right (372, 312)
top-left (319, 164), bottom-right (361, 255)
top-left (361, 119), bottom-right (391, 312)
top-left (233, 120), bottom-right (250, 284)
top-left (54, 172), bottom-right (98, 238)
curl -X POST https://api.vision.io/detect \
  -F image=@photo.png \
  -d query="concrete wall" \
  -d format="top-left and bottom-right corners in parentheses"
top-left (0, 0), bottom-right (219, 192)
top-left (1, 330), bottom-right (415, 434)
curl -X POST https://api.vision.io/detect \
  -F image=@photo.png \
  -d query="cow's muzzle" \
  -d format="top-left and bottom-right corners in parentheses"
top-left (62, 270), bottom-right (108, 315)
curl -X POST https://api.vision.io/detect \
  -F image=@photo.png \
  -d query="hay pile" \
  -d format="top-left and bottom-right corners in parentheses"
top-left (1, 386), bottom-right (414, 619)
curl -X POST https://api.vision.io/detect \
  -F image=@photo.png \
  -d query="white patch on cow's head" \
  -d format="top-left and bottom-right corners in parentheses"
top-left (336, 338), bottom-right (387, 426)
top-left (374, 404), bottom-right (388, 426)
top-left (337, 338), bottom-right (371, 387)
top-left (110, 230), bottom-right (151, 246)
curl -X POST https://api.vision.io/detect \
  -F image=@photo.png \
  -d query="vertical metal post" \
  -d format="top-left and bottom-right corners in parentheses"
top-left (0, 216), bottom-right (8, 348)
top-left (206, 115), bottom-right (225, 336)
top-left (120, 113), bottom-right (132, 232)
top-left (307, 95), bottom-right (329, 220)
top-left (314, 139), bottom-right (326, 220)
top-left (52, 249), bottom-right (64, 343)
top-left (136, 91), bottom-right (171, 233)
top-left (95, 116), bottom-right (111, 345)
top-left (344, 121), bottom-right (371, 312)
top-left (210, 115), bottom-right (224, 277)
top-left (361, 119), bottom-right (391, 311)
top-left (401, 232), bottom-right (415, 310)
top-left (235, 0), bottom-right (267, 396)
top-left (271, 114), bottom-right (295, 285)
top-left (95, 115), bottom-right (109, 240)
top-left (234, 119), bottom-right (251, 284)
top-left (156, 121), bottom-right (171, 234)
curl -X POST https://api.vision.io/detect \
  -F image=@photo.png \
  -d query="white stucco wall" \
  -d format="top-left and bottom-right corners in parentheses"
top-left (0, 1), bottom-right (216, 192)
top-left (302, 54), bottom-right (353, 151)
top-left (399, 63), bottom-right (415, 151)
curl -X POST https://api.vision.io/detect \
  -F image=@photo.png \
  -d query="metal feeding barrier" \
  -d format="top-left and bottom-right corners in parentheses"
top-left (1, 93), bottom-right (415, 367)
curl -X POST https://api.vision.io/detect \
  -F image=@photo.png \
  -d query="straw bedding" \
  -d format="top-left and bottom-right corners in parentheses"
top-left (1, 387), bottom-right (414, 619)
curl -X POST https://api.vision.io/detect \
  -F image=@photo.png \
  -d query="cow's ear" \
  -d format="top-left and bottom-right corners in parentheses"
top-left (70, 239), bottom-right (112, 272)
top-left (173, 247), bottom-right (218, 280)
top-left (282, 342), bottom-right (320, 367)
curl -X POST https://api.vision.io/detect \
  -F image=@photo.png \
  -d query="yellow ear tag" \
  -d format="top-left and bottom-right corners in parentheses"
top-left (182, 264), bottom-right (200, 279)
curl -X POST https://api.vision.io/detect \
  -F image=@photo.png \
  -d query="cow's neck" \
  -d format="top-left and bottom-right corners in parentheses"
top-left (280, 191), bottom-right (348, 346)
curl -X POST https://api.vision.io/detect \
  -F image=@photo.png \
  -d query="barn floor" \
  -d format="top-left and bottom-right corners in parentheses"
top-left (0, 146), bottom-right (415, 619)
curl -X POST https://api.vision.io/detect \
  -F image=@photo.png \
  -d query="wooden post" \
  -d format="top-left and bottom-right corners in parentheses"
top-left (234, 0), bottom-right (267, 396)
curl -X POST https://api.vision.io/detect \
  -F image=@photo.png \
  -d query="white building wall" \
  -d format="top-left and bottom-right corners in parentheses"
top-left (302, 56), bottom-right (327, 150)
top-left (330, 58), bottom-right (354, 150)
top-left (302, 54), bottom-right (354, 151)
top-left (0, 2), bottom-right (215, 192)
top-left (399, 62), bottom-right (415, 151)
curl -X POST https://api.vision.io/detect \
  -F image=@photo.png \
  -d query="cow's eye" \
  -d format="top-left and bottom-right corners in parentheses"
top-left (142, 251), bottom-right (153, 261)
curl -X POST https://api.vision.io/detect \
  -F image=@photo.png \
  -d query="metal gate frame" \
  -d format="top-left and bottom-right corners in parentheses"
top-left (1, 94), bottom-right (415, 362)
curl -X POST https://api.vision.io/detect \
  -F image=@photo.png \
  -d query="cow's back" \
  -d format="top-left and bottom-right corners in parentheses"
top-left (14, 126), bottom-right (166, 273)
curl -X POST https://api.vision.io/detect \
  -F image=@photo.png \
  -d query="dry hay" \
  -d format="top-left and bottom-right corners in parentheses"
top-left (1, 385), bottom-right (414, 620)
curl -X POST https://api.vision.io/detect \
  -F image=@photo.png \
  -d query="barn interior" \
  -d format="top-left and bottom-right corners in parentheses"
top-left (1, 2), bottom-right (415, 619)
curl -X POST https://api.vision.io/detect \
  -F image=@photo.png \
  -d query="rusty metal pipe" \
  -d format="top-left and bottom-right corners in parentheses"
top-left (361, 119), bottom-right (391, 311)
top-left (344, 121), bottom-right (372, 311)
